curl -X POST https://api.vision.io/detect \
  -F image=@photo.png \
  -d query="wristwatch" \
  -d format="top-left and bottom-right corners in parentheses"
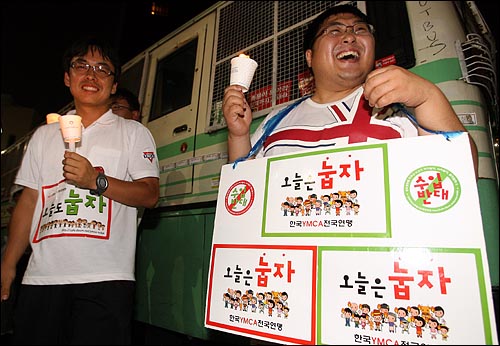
top-left (90, 172), bottom-right (109, 196)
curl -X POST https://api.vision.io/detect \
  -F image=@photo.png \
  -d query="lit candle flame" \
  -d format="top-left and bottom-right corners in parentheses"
top-left (238, 53), bottom-right (250, 58)
top-left (46, 113), bottom-right (60, 124)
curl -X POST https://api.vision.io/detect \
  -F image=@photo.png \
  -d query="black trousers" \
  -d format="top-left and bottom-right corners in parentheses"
top-left (12, 281), bottom-right (134, 345)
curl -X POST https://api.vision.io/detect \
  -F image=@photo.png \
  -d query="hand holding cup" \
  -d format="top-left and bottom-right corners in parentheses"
top-left (59, 115), bottom-right (82, 152)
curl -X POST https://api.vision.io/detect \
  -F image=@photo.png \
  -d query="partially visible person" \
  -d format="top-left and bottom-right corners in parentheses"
top-left (110, 87), bottom-right (147, 227)
top-left (1, 185), bottom-right (27, 339)
top-left (110, 87), bottom-right (141, 121)
top-left (0, 36), bottom-right (159, 345)
top-left (222, 4), bottom-right (478, 177)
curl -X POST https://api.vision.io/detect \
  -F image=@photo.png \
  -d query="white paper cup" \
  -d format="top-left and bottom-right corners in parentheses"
top-left (46, 113), bottom-right (60, 124)
top-left (59, 115), bottom-right (82, 144)
top-left (230, 56), bottom-right (258, 93)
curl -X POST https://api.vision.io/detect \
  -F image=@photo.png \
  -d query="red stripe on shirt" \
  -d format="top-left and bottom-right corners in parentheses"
top-left (264, 97), bottom-right (402, 150)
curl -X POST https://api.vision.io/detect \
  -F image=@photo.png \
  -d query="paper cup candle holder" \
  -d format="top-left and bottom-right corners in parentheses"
top-left (230, 53), bottom-right (258, 93)
top-left (59, 115), bottom-right (82, 152)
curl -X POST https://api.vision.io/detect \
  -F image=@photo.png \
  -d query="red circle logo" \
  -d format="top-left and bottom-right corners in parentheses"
top-left (224, 180), bottom-right (255, 216)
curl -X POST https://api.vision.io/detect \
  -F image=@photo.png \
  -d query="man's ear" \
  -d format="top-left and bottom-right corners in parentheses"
top-left (132, 110), bottom-right (141, 122)
top-left (305, 49), bottom-right (313, 68)
top-left (64, 72), bottom-right (70, 87)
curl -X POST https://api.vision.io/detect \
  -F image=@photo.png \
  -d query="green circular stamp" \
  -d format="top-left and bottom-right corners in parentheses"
top-left (404, 166), bottom-right (461, 213)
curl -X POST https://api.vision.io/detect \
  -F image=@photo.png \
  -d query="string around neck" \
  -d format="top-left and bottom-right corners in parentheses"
top-left (232, 95), bottom-right (311, 169)
top-left (392, 103), bottom-right (464, 141)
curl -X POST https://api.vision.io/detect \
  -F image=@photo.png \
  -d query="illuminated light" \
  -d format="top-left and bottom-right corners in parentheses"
top-left (46, 113), bottom-right (60, 124)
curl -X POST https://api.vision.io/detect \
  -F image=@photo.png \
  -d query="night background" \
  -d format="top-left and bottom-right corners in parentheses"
top-left (0, 1), bottom-right (499, 344)
top-left (1, 0), bottom-right (218, 129)
top-left (1, 1), bottom-right (498, 138)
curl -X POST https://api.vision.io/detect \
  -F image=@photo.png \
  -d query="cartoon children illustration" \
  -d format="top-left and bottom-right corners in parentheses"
top-left (433, 305), bottom-right (447, 325)
top-left (360, 313), bottom-right (368, 329)
top-left (315, 200), bottom-right (322, 215)
top-left (396, 306), bottom-right (409, 327)
top-left (428, 318), bottom-right (439, 339)
top-left (304, 200), bottom-right (312, 216)
top-left (265, 292), bottom-right (273, 307)
top-left (439, 325), bottom-right (449, 341)
top-left (341, 307), bottom-right (353, 327)
top-left (352, 313), bottom-right (361, 328)
top-left (400, 318), bottom-right (410, 334)
top-left (368, 318), bottom-right (375, 331)
top-left (348, 301), bottom-right (361, 315)
top-left (412, 316), bottom-right (426, 338)
top-left (344, 199), bottom-right (353, 216)
top-left (223, 292), bottom-right (231, 308)
top-left (281, 201), bottom-right (290, 216)
top-left (379, 303), bottom-right (390, 322)
top-left (334, 199), bottom-right (343, 216)
top-left (360, 303), bottom-right (371, 316)
top-left (371, 309), bottom-right (383, 331)
top-left (232, 297), bottom-right (239, 310)
top-left (283, 306), bottom-right (290, 319)
top-left (250, 297), bottom-right (258, 313)
top-left (241, 294), bottom-right (248, 311)
top-left (246, 289), bottom-right (254, 302)
top-left (323, 202), bottom-right (331, 215)
top-left (276, 300), bottom-right (283, 318)
top-left (409, 305), bottom-right (420, 324)
top-left (309, 194), bottom-right (318, 206)
top-left (353, 203), bottom-right (360, 215)
top-left (386, 312), bottom-right (398, 333)
top-left (257, 292), bottom-right (265, 305)
top-left (322, 194), bottom-right (331, 215)
top-left (267, 299), bottom-right (275, 317)
top-left (258, 301), bottom-right (265, 314)
top-left (295, 196), bottom-right (303, 209)
top-left (349, 190), bottom-right (359, 204)
top-left (293, 204), bottom-right (301, 216)
top-left (280, 292), bottom-right (288, 307)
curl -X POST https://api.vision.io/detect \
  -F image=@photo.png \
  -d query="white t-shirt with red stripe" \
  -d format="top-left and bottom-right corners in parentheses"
top-left (252, 86), bottom-right (417, 158)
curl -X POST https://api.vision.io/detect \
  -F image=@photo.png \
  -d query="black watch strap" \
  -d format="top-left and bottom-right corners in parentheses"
top-left (90, 172), bottom-right (108, 196)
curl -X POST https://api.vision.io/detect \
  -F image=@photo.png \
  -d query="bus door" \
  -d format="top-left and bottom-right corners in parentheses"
top-left (142, 14), bottom-right (214, 201)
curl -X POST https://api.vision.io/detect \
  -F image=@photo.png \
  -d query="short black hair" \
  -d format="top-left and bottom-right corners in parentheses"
top-left (63, 36), bottom-right (121, 83)
top-left (111, 87), bottom-right (140, 111)
top-left (303, 4), bottom-right (371, 53)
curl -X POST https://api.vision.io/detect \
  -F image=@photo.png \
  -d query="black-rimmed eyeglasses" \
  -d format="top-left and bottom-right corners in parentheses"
top-left (70, 61), bottom-right (115, 78)
top-left (111, 104), bottom-right (133, 112)
top-left (317, 22), bottom-right (375, 38)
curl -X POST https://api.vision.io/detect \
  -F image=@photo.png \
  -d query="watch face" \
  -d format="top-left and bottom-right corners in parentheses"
top-left (97, 174), bottom-right (108, 190)
top-left (90, 173), bottom-right (108, 196)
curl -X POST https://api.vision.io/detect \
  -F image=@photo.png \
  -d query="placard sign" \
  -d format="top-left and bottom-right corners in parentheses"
top-left (205, 134), bottom-right (498, 345)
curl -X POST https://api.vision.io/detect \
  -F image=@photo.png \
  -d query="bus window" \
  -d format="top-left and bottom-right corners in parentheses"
top-left (150, 38), bottom-right (198, 121)
top-left (367, 1), bottom-right (416, 69)
top-left (118, 58), bottom-right (145, 103)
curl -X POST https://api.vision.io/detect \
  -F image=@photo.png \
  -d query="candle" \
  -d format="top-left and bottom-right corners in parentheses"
top-left (230, 53), bottom-right (258, 93)
top-left (46, 113), bottom-right (60, 124)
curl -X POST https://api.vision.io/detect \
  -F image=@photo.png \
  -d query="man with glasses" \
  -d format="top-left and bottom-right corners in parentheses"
top-left (0, 37), bottom-right (159, 344)
top-left (222, 4), bottom-right (477, 175)
top-left (110, 87), bottom-right (142, 122)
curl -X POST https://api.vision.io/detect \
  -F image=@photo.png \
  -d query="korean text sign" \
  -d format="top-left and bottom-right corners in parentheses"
top-left (205, 134), bottom-right (497, 345)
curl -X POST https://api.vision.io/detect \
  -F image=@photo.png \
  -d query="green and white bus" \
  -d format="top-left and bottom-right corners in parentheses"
top-left (1, 1), bottom-right (497, 342)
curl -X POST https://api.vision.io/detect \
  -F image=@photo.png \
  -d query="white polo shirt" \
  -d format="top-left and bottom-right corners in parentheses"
top-left (15, 110), bottom-right (159, 285)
